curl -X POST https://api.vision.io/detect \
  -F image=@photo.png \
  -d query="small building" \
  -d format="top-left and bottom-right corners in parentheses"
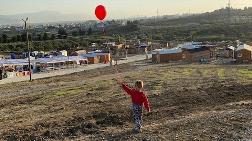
top-left (182, 47), bottom-right (211, 62)
top-left (82, 54), bottom-right (100, 64)
top-left (0, 54), bottom-right (5, 59)
top-left (137, 43), bottom-right (149, 54)
top-left (60, 50), bottom-right (68, 56)
top-left (152, 42), bottom-right (212, 63)
top-left (236, 44), bottom-right (252, 63)
top-left (69, 50), bottom-right (87, 56)
top-left (0, 59), bottom-right (36, 79)
top-left (10, 53), bottom-right (24, 59)
top-left (152, 48), bottom-right (182, 63)
top-left (96, 53), bottom-right (111, 63)
top-left (35, 56), bottom-right (88, 71)
top-left (226, 46), bottom-right (235, 58)
top-left (82, 51), bottom-right (111, 64)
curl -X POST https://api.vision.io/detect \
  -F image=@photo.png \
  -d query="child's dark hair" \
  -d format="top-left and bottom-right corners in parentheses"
top-left (135, 80), bottom-right (144, 89)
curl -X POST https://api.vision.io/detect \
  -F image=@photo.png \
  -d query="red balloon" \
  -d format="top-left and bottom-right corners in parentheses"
top-left (95, 5), bottom-right (107, 21)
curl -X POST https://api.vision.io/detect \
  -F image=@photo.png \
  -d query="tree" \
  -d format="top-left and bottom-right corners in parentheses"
top-left (58, 27), bottom-right (67, 36)
top-left (72, 30), bottom-right (78, 37)
top-left (78, 28), bottom-right (86, 36)
top-left (21, 33), bottom-right (26, 42)
top-left (11, 36), bottom-right (17, 42)
top-left (2, 34), bottom-right (8, 43)
top-left (51, 34), bottom-right (56, 40)
top-left (37, 34), bottom-right (42, 41)
top-left (87, 27), bottom-right (93, 35)
top-left (43, 32), bottom-right (49, 40)
top-left (28, 34), bottom-right (32, 41)
top-left (17, 35), bottom-right (22, 42)
top-left (21, 33), bottom-right (32, 42)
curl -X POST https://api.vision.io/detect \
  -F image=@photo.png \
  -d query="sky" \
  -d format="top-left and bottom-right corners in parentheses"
top-left (1, 0), bottom-right (252, 20)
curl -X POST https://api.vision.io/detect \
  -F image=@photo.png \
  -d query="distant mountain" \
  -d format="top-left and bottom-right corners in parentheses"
top-left (0, 11), bottom-right (86, 25)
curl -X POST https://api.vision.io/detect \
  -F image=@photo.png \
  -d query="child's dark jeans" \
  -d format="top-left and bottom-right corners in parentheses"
top-left (132, 103), bottom-right (143, 130)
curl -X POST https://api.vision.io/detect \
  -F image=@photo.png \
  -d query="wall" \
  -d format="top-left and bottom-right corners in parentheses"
top-left (152, 49), bottom-right (211, 63)
top-left (98, 54), bottom-right (110, 63)
top-left (236, 49), bottom-right (252, 63)
top-left (152, 52), bottom-right (182, 63)
top-left (183, 50), bottom-right (211, 62)
top-left (87, 57), bottom-right (99, 64)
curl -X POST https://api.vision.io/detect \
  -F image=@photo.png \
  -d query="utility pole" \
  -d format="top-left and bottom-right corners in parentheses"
top-left (22, 17), bottom-right (32, 81)
top-left (228, 0), bottom-right (231, 23)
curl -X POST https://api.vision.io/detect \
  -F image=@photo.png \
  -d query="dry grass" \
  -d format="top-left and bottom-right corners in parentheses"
top-left (0, 62), bottom-right (251, 140)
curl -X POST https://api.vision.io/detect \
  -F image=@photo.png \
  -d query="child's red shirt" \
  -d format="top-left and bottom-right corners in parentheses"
top-left (122, 83), bottom-right (150, 112)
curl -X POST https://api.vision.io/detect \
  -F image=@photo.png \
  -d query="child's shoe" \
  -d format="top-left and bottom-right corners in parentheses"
top-left (132, 128), bottom-right (141, 134)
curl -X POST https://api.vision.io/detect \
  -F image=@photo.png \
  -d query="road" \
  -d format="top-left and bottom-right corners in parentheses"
top-left (0, 54), bottom-right (151, 85)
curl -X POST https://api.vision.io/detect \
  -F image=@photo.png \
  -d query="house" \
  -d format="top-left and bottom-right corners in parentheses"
top-left (182, 47), bottom-right (211, 62)
top-left (35, 56), bottom-right (88, 71)
top-left (124, 42), bottom-right (150, 54)
top-left (0, 59), bottom-right (36, 78)
top-left (226, 46), bottom-right (235, 58)
top-left (137, 43), bottom-right (149, 54)
top-left (96, 53), bottom-right (111, 63)
top-left (76, 50), bottom-right (87, 55)
top-left (69, 50), bottom-right (86, 56)
top-left (85, 51), bottom-right (111, 64)
top-left (10, 52), bottom-right (24, 59)
top-left (151, 42), bottom-right (162, 50)
top-left (126, 44), bottom-right (137, 54)
top-left (236, 44), bottom-right (252, 63)
top-left (0, 54), bottom-right (5, 59)
top-left (81, 54), bottom-right (100, 64)
top-left (59, 50), bottom-right (68, 56)
top-left (152, 48), bottom-right (183, 63)
top-left (152, 42), bottom-right (212, 63)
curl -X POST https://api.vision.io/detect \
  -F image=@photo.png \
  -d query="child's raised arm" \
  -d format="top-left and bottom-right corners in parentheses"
top-left (122, 83), bottom-right (133, 96)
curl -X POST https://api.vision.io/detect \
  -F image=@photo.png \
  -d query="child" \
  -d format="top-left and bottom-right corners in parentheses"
top-left (117, 79), bottom-right (150, 133)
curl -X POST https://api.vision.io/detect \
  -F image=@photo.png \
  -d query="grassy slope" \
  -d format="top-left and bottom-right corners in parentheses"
top-left (0, 62), bottom-right (251, 140)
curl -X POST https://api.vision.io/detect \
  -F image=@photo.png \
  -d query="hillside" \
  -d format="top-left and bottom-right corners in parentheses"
top-left (103, 7), bottom-right (252, 42)
top-left (140, 7), bottom-right (252, 26)
top-left (0, 62), bottom-right (251, 140)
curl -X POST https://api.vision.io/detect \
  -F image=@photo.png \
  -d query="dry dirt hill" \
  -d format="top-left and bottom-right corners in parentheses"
top-left (0, 61), bottom-right (251, 141)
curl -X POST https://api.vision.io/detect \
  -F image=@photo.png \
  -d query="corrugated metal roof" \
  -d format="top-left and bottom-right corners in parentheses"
top-left (227, 46), bottom-right (235, 50)
top-left (186, 47), bottom-right (209, 53)
top-left (236, 44), bottom-right (252, 52)
top-left (0, 59), bottom-right (29, 66)
top-left (152, 48), bottom-right (182, 55)
top-left (34, 56), bottom-right (87, 64)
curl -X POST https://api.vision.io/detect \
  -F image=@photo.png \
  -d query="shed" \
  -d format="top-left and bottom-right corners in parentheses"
top-left (182, 47), bottom-right (211, 62)
top-left (81, 54), bottom-right (100, 64)
top-left (152, 48), bottom-right (182, 63)
top-left (236, 44), bottom-right (252, 63)
top-left (96, 53), bottom-right (111, 63)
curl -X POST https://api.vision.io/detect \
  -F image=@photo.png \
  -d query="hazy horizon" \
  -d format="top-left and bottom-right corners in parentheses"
top-left (1, 0), bottom-right (252, 20)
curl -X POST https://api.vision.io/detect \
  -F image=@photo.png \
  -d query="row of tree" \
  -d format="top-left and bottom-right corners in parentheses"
top-left (0, 40), bottom-right (79, 52)
top-left (0, 27), bottom-right (94, 43)
top-left (0, 34), bottom-right (31, 43)
top-left (71, 27), bottom-right (93, 37)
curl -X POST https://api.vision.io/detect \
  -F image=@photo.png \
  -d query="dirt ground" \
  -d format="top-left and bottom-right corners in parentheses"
top-left (0, 61), bottom-right (252, 141)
